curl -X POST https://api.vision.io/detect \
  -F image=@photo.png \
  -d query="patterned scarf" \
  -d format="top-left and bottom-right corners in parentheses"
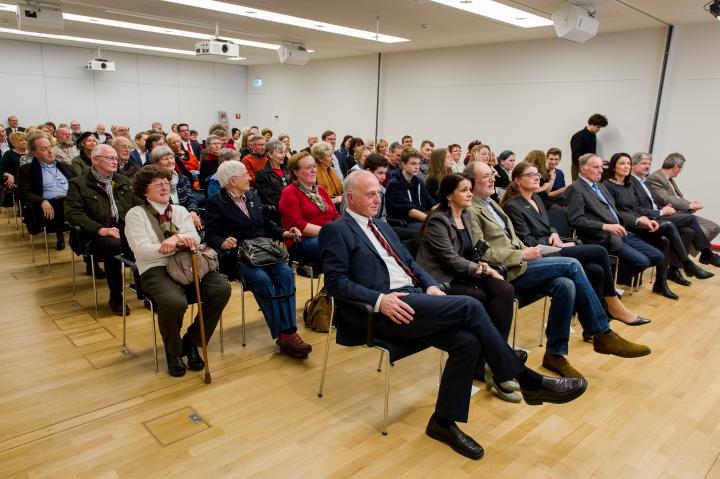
top-left (296, 181), bottom-right (327, 212)
top-left (144, 202), bottom-right (178, 239)
top-left (90, 167), bottom-right (118, 221)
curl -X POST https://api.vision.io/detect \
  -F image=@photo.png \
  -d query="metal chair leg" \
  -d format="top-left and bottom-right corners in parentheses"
top-left (43, 227), bottom-right (51, 272)
top-left (71, 249), bottom-right (76, 296)
top-left (30, 230), bottom-right (35, 263)
top-left (539, 297), bottom-right (548, 347)
top-left (317, 297), bottom-right (336, 398)
top-left (151, 302), bottom-right (159, 373)
top-left (240, 282), bottom-right (246, 346)
top-left (90, 255), bottom-right (98, 318)
top-left (511, 298), bottom-right (519, 349)
top-left (376, 350), bottom-right (385, 372)
top-left (310, 267), bottom-right (315, 298)
top-left (219, 315), bottom-right (224, 353)
top-left (121, 261), bottom-right (129, 354)
top-left (382, 347), bottom-right (390, 436)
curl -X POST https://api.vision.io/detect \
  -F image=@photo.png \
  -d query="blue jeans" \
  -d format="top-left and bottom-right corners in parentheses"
top-left (289, 236), bottom-right (321, 270)
top-left (240, 261), bottom-right (296, 339)
top-left (510, 256), bottom-right (609, 355)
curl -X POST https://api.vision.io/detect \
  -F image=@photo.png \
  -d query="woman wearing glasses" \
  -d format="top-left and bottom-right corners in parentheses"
top-left (501, 162), bottom-right (649, 331)
top-left (124, 165), bottom-right (231, 377)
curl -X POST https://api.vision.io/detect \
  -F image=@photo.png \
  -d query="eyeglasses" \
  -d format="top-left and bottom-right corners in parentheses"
top-left (520, 172), bottom-right (542, 178)
top-left (96, 155), bottom-right (119, 162)
top-left (299, 164), bottom-right (317, 171)
top-left (150, 180), bottom-right (171, 189)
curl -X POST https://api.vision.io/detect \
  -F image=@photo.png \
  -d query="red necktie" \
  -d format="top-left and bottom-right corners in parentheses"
top-left (367, 219), bottom-right (417, 286)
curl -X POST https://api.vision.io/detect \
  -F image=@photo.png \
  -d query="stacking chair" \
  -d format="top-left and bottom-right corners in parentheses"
top-left (21, 201), bottom-right (68, 271)
top-left (318, 295), bottom-right (442, 435)
top-left (116, 254), bottom-right (224, 372)
top-left (66, 223), bottom-right (99, 317)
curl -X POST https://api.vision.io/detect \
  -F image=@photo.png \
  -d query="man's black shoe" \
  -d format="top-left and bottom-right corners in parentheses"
top-left (683, 262), bottom-right (714, 279)
top-left (667, 267), bottom-right (691, 286)
top-left (521, 376), bottom-right (588, 406)
top-left (166, 353), bottom-right (186, 377)
top-left (514, 349), bottom-right (528, 364)
top-left (56, 239), bottom-right (65, 251)
top-left (108, 300), bottom-right (129, 316)
top-left (86, 263), bottom-right (106, 279)
top-left (425, 416), bottom-right (484, 460)
top-left (652, 281), bottom-right (679, 300)
top-left (182, 338), bottom-right (205, 371)
top-left (699, 251), bottom-right (720, 267)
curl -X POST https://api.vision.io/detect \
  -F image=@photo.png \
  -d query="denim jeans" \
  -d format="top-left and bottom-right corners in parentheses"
top-left (289, 236), bottom-right (321, 270)
top-left (510, 256), bottom-right (609, 355)
top-left (240, 261), bottom-right (296, 339)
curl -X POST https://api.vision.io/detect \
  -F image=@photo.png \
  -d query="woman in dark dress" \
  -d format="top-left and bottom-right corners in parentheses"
top-left (501, 161), bottom-right (650, 330)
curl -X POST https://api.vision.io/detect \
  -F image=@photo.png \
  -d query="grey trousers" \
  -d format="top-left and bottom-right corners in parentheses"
top-left (140, 266), bottom-right (231, 355)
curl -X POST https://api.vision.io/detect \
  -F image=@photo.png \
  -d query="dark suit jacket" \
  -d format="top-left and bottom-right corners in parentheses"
top-left (565, 177), bottom-right (624, 251)
top-left (629, 176), bottom-right (661, 219)
top-left (415, 209), bottom-right (478, 283)
top-left (128, 149), bottom-right (145, 168)
top-left (187, 140), bottom-right (203, 159)
top-left (502, 194), bottom-right (558, 247)
top-left (319, 212), bottom-right (437, 346)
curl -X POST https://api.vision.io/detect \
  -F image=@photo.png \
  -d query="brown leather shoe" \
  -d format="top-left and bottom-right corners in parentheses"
top-left (593, 330), bottom-right (651, 358)
top-left (542, 352), bottom-right (584, 379)
top-left (276, 332), bottom-right (312, 358)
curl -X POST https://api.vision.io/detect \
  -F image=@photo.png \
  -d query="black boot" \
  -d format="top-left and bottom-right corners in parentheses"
top-left (652, 279), bottom-right (679, 300)
top-left (166, 353), bottom-right (186, 377)
top-left (683, 261), bottom-right (714, 279)
top-left (182, 336), bottom-right (205, 371)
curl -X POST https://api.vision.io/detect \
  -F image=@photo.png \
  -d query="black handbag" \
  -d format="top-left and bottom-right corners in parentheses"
top-left (240, 237), bottom-right (288, 267)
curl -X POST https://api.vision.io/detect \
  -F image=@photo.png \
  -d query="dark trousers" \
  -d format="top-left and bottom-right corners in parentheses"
top-left (636, 221), bottom-right (691, 269)
top-left (615, 232), bottom-right (664, 283)
top-left (447, 276), bottom-right (514, 340)
top-left (559, 244), bottom-right (616, 299)
top-left (140, 267), bottom-right (231, 355)
top-left (29, 198), bottom-right (65, 239)
top-left (658, 213), bottom-right (711, 253)
top-left (380, 291), bottom-right (525, 423)
top-left (95, 236), bottom-right (122, 303)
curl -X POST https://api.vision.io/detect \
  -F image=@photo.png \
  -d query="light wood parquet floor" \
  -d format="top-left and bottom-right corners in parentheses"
top-left (0, 208), bottom-right (719, 478)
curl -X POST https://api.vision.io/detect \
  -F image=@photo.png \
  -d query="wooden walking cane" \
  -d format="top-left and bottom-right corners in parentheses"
top-left (190, 247), bottom-right (212, 384)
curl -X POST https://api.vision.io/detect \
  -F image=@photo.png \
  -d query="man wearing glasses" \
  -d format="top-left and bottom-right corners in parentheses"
top-left (65, 144), bottom-right (141, 316)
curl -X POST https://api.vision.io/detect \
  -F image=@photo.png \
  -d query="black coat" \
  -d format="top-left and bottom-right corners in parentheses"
top-left (502, 194), bottom-right (557, 247)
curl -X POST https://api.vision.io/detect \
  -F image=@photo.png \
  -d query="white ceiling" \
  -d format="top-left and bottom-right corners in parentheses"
top-left (0, 0), bottom-right (714, 65)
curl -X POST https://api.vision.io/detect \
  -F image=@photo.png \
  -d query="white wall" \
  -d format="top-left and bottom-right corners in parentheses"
top-left (654, 24), bottom-right (720, 221)
top-left (0, 38), bottom-right (247, 136)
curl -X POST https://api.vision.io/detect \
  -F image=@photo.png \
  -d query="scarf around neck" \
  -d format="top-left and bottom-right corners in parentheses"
top-left (90, 167), bottom-right (119, 221)
top-left (296, 181), bottom-right (327, 212)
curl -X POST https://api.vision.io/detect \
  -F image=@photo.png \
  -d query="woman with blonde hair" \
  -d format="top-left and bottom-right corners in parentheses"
top-left (311, 141), bottom-right (343, 204)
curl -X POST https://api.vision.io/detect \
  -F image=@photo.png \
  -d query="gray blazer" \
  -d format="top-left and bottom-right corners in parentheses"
top-left (646, 169), bottom-right (692, 212)
top-left (565, 177), bottom-right (624, 252)
top-left (416, 209), bottom-right (478, 283)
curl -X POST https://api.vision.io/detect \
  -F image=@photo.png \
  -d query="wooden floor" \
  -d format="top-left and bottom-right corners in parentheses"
top-left (1, 209), bottom-right (720, 479)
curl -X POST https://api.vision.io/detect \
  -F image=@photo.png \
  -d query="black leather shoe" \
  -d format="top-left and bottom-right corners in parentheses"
top-left (166, 353), bottom-right (186, 377)
top-left (108, 300), bottom-right (130, 316)
top-left (684, 262), bottom-right (714, 280)
top-left (56, 239), bottom-right (65, 251)
top-left (521, 376), bottom-right (588, 406)
top-left (514, 349), bottom-right (528, 363)
top-left (86, 263), bottom-right (106, 279)
top-left (182, 338), bottom-right (205, 371)
top-left (699, 251), bottom-right (720, 267)
top-left (668, 267), bottom-right (691, 286)
top-left (652, 281), bottom-right (679, 300)
top-left (425, 416), bottom-right (484, 460)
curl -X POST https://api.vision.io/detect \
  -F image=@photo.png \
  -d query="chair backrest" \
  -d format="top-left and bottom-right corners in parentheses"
top-left (402, 237), bottom-right (420, 258)
top-left (547, 208), bottom-right (571, 238)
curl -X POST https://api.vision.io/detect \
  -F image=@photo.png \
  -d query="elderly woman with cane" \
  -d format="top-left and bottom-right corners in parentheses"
top-left (125, 165), bottom-right (231, 377)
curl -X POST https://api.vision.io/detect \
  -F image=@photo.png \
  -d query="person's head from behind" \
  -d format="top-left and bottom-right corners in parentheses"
top-left (587, 113), bottom-right (608, 133)
top-left (364, 153), bottom-right (389, 185)
top-left (219, 148), bottom-right (241, 165)
top-left (345, 170), bottom-right (381, 217)
top-left (91, 144), bottom-right (119, 175)
top-left (631, 152), bottom-right (652, 177)
top-left (401, 148), bottom-right (422, 178)
top-left (578, 153), bottom-right (603, 182)
top-left (438, 174), bottom-right (473, 212)
top-left (134, 165), bottom-right (172, 204)
top-left (463, 161), bottom-right (494, 200)
top-left (523, 149), bottom-right (547, 176)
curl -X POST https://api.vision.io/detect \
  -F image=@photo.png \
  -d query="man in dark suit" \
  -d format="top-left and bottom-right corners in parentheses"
top-left (565, 154), bottom-right (673, 298)
top-left (6, 115), bottom-right (25, 134)
top-left (129, 131), bottom-right (149, 168)
top-left (319, 170), bottom-right (587, 460)
top-left (631, 153), bottom-right (720, 282)
top-left (178, 123), bottom-right (202, 159)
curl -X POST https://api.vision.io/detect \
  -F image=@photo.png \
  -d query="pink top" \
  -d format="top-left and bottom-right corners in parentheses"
top-left (279, 183), bottom-right (339, 245)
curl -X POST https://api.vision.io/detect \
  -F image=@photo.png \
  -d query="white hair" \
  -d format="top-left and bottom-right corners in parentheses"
top-left (216, 160), bottom-right (247, 188)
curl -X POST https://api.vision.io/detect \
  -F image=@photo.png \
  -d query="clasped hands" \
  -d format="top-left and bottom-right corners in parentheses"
top-left (159, 234), bottom-right (198, 254)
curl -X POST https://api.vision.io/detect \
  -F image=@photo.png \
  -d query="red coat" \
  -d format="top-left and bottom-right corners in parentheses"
top-left (278, 183), bottom-right (339, 247)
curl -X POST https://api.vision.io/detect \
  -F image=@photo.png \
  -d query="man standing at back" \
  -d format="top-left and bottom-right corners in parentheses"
top-left (570, 113), bottom-right (608, 181)
top-left (320, 170), bottom-right (587, 461)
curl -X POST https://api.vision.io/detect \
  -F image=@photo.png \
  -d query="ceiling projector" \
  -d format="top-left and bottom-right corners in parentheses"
top-left (85, 58), bottom-right (115, 72)
top-left (195, 39), bottom-right (239, 57)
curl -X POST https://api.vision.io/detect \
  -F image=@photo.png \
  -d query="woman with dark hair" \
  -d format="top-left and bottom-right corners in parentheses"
top-left (424, 147), bottom-right (452, 201)
top-left (463, 139), bottom-right (482, 165)
top-left (124, 165), bottom-right (231, 377)
top-left (149, 146), bottom-right (203, 231)
top-left (255, 139), bottom-right (290, 221)
top-left (603, 153), bottom-right (712, 289)
top-left (339, 134), bottom-right (353, 160)
top-left (342, 137), bottom-right (364, 174)
top-left (71, 132), bottom-right (98, 177)
top-left (416, 174), bottom-right (521, 402)
top-left (501, 161), bottom-right (650, 329)
top-left (494, 150), bottom-right (515, 190)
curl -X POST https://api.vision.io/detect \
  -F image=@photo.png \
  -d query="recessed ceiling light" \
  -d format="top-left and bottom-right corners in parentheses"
top-left (0, 26), bottom-right (196, 55)
top-left (163, 0), bottom-right (409, 43)
top-left (430, 0), bottom-right (552, 28)
top-left (0, 3), bottom-right (281, 50)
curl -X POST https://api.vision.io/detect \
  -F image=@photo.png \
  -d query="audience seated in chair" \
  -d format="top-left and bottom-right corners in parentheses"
top-left (241, 134), bottom-right (268, 186)
top-left (52, 127), bottom-right (78, 166)
top-left (70, 132), bottom-right (98, 177)
top-left (254, 139), bottom-right (290, 223)
top-left (148, 146), bottom-right (203, 232)
top-left (111, 136), bottom-right (139, 178)
top-left (416, 174), bottom-right (521, 402)
top-left (320, 169), bottom-right (588, 461)
top-left (603, 153), bottom-right (713, 290)
top-left (0, 131), bottom-right (27, 196)
top-left (464, 161), bottom-right (650, 380)
top-left (500, 161), bottom-right (649, 330)
top-left (385, 147), bottom-right (435, 231)
top-left (65, 143), bottom-right (141, 315)
top-left (18, 133), bottom-right (75, 250)
top-left (646, 152), bottom-right (720, 247)
top-left (278, 151), bottom-right (339, 268)
top-left (199, 134), bottom-right (222, 190)
top-left (167, 132), bottom-right (200, 189)
top-left (206, 148), bottom-right (241, 199)
top-left (565, 154), bottom-right (670, 297)
top-left (204, 161), bottom-right (311, 359)
top-left (423, 148), bottom-right (452, 202)
top-left (124, 165), bottom-right (231, 378)
top-left (311, 141), bottom-right (343, 206)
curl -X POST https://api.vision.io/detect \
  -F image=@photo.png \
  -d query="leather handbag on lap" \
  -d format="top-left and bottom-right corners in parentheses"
top-left (240, 237), bottom-right (288, 267)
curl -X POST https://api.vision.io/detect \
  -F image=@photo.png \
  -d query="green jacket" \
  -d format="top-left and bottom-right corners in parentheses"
top-left (64, 171), bottom-right (141, 247)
